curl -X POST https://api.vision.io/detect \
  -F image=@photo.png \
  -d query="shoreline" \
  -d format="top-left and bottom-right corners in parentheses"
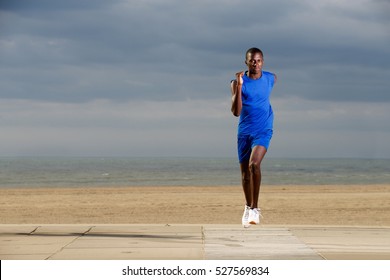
top-left (1, 184), bottom-right (389, 226)
top-left (3, 183), bottom-right (390, 190)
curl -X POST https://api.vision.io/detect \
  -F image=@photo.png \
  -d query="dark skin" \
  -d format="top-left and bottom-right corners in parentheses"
top-left (230, 51), bottom-right (277, 209)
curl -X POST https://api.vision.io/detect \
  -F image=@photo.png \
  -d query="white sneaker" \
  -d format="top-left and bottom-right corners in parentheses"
top-left (248, 208), bottom-right (261, 225)
top-left (242, 205), bottom-right (251, 228)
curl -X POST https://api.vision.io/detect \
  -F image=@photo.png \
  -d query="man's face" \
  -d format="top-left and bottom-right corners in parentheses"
top-left (245, 52), bottom-right (263, 74)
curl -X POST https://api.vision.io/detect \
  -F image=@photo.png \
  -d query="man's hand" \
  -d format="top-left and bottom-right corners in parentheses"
top-left (235, 71), bottom-right (245, 85)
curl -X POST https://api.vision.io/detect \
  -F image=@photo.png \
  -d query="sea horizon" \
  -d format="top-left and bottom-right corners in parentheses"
top-left (1, 156), bottom-right (389, 188)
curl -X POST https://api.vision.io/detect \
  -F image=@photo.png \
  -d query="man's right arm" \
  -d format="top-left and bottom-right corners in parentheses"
top-left (231, 71), bottom-right (244, 117)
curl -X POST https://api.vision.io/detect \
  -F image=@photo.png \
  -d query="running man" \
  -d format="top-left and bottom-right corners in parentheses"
top-left (230, 47), bottom-right (277, 227)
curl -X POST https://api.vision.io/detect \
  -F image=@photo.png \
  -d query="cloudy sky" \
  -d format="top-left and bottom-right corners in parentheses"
top-left (0, 0), bottom-right (389, 158)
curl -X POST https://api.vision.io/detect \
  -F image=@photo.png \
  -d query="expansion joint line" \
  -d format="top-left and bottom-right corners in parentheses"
top-left (201, 226), bottom-right (206, 260)
top-left (45, 226), bottom-right (95, 260)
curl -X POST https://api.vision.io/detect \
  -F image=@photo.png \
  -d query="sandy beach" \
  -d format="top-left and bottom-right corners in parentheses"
top-left (1, 185), bottom-right (389, 226)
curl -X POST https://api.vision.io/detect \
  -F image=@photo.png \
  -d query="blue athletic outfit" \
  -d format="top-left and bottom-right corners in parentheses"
top-left (236, 71), bottom-right (275, 163)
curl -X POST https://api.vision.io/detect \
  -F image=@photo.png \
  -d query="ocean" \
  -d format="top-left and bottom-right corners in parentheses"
top-left (0, 157), bottom-right (389, 188)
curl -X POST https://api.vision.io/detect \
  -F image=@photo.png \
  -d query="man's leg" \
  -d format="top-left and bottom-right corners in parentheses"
top-left (240, 161), bottom-right (251, 206)
top-left (248, 145), bottom-right (267, 209)
top-left (240, 161), bottom-right (252, 227)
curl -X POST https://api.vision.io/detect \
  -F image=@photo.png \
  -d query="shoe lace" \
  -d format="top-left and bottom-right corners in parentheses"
top-left (253, 208), bottom-right (264, 219)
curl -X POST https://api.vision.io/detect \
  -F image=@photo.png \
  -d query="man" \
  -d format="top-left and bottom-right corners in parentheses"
top-left (230, 47), bottom-right (277, 227)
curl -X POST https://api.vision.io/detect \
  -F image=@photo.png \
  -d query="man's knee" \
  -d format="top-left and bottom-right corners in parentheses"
top-left (249, 160), bottom-right (261, 174)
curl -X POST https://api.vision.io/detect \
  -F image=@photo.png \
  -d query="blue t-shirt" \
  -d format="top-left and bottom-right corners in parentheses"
top-left (238, 71), bottom-right (275, 136)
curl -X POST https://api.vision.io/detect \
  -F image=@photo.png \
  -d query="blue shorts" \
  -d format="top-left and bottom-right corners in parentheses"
top-left (237, 130), bottom-right (273, 163)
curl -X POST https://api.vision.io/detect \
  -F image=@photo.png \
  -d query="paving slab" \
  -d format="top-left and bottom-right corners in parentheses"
top-left (0, 225), bottom-right (87, 260)
top-left (291, 226), bottom-right (390, 260)
top-left (204, 225), bottom-right (322, 260)
top-left (50, 247), bottom-right (203, 260)
top-left (1, 224), bottom-right (389, 260)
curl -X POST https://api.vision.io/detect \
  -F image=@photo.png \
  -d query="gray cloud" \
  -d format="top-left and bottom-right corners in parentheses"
top-left (0, 0), bottom-right (389, 157)
top-left (1, 0), bottom-right (389, 102)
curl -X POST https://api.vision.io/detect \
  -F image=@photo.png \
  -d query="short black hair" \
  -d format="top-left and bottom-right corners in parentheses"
top-left (246, 47), bottom-right (263, 59)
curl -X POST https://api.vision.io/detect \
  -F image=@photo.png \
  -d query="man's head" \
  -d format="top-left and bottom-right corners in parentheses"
top-left (245, 47), bottom-right (264, 75)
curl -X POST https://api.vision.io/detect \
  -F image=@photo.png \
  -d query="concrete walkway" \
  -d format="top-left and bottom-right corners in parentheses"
top-left (1, 224), bottom-right (389, 260)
